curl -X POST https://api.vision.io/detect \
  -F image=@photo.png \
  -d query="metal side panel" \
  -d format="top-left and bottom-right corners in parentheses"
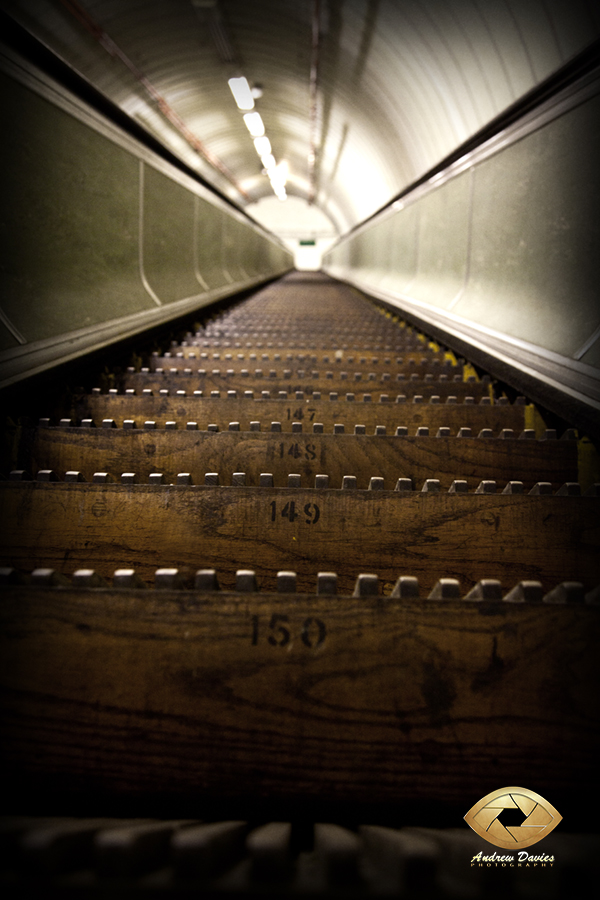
top-left (0, 49), bottom-right (293, 388)
top-left (0, 69), bottom-right (153, 341)
top-left (324, 67), bottom-right (600, 433)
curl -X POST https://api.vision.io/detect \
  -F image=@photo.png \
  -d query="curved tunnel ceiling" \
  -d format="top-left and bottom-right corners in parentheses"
top-left (3, 0), bottom-right (600, 237)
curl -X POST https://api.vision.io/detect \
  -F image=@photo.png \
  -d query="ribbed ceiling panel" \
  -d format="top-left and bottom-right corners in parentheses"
top-left (3, 0), bottom-right (599, 234)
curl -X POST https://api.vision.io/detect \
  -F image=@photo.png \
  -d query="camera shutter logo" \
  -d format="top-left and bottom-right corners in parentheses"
top-left (464, 787), bottom-right (562, 849)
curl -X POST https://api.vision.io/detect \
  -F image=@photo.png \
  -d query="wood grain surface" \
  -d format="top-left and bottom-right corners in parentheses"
top-left (1, 483), bottom-right (597, 593)
top-left (120, 371), bottom-right (490, 400)
top-left (174, 339), bottom-right (441, 353)
top-left (147, 360), bottom-right (462, 380)
top-left (156, 347), bottom-right (452, 363)
top-left (23, 427), bottom-right (578, 491)
top-left (73, 395), bottom-right (530, 435)
top-left (1, 586), bottom-right (598, 804)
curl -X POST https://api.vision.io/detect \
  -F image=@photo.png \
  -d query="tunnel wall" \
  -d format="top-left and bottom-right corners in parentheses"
top-left (324, 64), bottom-right (600, 432)
top-left (0, 44), bottom-right (292, 388)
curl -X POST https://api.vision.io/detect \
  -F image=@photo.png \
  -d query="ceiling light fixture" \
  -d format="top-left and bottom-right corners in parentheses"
top-left (243, 112), bottom-right (265, 136)
top-left (254, 136), bottom-right (271, 156)
top-left (270, 160), bottom-right (289, 188)
top-left (261, 153), bottom-right (276, 170)
top-left (228, 76), bottom-right (255, 110)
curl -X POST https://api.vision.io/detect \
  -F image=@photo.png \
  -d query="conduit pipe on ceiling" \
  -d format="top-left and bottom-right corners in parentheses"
top-left (59, 0), bottom-right (251, 200)
top-left (308, 0), bottom-right (320, 205)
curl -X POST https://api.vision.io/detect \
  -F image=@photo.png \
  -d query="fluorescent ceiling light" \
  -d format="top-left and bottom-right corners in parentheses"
top-left (270, 159), bottom-right (289, 188)
top-left (261, 153), bottom-right (276, 170)
top-left (228, 76), bottom-right (254, 110)
top-left (270, 171), bottom-right (286, 191)
top-left (254, 136), bottom-right (271, 156)
top-left (243, 112), bottom-right (265, 136)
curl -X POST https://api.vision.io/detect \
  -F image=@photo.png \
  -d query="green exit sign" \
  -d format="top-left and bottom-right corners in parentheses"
top-left (299, 239), bottom-right (316, 246)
